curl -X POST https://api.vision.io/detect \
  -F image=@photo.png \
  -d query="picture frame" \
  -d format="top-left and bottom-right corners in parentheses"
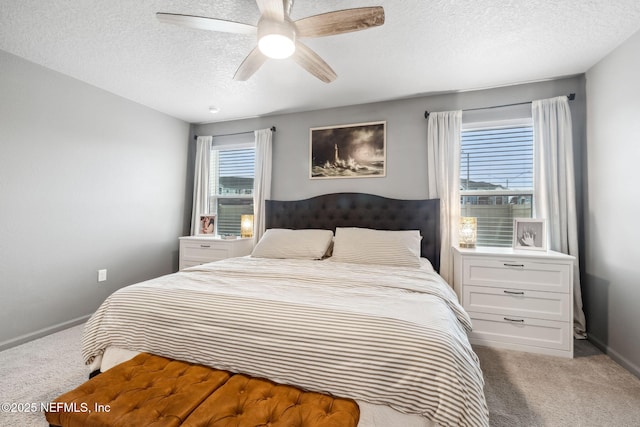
top-left (198, 215), bottom-right (216, 235)
top-left (513, 218), bottom-right (547, 251)
top-left (309, 121), bottom-right (386, 179)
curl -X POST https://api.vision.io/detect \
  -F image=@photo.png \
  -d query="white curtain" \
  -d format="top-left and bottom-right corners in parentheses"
top-left (532, 96), bottom-right (587, 338)
top-left (190, 136), bottom-right (212, 235)
top-left (427, 111), bottom-right (462, 283)
top-left (253, 128), bottom-right (273, 244)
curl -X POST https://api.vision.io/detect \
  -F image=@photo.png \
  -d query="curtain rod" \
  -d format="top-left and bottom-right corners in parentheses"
top-left (424, 93), bottom-right (575, 119)
top-left (193, 126), bottom-right (276, 140)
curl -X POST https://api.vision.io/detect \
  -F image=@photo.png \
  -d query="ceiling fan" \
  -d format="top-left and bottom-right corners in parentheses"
top-left (156, 0), bottom-right (385, 83)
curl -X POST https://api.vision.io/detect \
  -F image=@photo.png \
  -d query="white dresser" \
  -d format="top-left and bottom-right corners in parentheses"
top-left (452, 246), bottom-right (575, 358)
top-left (179, 236), bottom-right (254, 270)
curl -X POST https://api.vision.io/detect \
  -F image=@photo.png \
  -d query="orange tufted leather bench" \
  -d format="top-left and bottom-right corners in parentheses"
top-left (182, 373), bottom-right (360, 427)
top-left (45, 353), bottom-right (232, 427)
top-left (46, 353), bottom-right (360, 427)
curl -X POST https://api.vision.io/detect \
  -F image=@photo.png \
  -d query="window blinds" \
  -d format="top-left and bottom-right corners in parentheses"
top-left (209, 147), bottom-right (256, 236)
top-left (460, 125), bottom-right (534, 247)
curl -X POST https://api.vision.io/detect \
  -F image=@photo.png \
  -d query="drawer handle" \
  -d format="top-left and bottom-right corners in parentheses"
top-left (504, 317), bottom-right (525, 323)
top-left (503, 290), bottom-right (525, 295)
top-left (200, 245), bottom-right (211, 248)
top-left (504, 263), bottom-right (524, 268)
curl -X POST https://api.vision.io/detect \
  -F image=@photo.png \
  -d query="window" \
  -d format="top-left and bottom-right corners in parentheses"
top-left (460, 120), bottom-right (534, 247)
top-left (209, 145), bottom-right (255, 236)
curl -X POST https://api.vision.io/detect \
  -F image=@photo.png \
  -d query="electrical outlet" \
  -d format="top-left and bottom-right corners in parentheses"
top-left (97, 269), bottom-right (107, 282)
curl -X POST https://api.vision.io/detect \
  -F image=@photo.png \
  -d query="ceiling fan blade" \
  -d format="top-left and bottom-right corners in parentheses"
top-left (156, 13), bottom-right (256, 35)
top-left (295, 7), bottom-right (385, 38)
top-left (233, 47), bottom-right (268, 81)
top-left (292, 41), bottom-right (337, 83)
top-left (256, 0), bottom-right (285, 21)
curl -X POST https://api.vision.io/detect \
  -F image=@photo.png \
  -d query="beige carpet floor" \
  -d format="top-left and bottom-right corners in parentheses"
top-left (0, 325), bottom-right (88, 427)
top-left (1, 324), bottom-right (639, 427)
top-left (477, 341), bottom-right (640, 426)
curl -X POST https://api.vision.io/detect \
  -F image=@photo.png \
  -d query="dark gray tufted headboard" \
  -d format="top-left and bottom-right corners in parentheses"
top-left (265, 193), bottom-right (441, 272)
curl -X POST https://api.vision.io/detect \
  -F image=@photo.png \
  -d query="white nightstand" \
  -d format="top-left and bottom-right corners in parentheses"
top-left (452, 246), bottom-right (575, 358)
top-left (179, 236), bottom-right (254, 270)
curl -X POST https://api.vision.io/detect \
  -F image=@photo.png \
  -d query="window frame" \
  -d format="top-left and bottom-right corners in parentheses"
top-left (208, 141), bottom-right (256, 236)
top-left (460, 117), bottom-right (535, 247)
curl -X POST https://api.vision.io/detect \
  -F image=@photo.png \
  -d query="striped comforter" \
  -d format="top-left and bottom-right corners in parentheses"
top-left (82, 257), bottom-right (489, 427)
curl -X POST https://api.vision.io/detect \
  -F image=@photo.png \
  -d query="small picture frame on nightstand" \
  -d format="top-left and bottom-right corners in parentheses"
top-left (513, 218), bottom-right (546, 250)
top-left (198, 215), bottom-right (216, 235)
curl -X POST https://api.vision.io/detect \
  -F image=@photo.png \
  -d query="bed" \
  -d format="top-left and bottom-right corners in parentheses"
top-left (82, 193), bottom-right (489, 427)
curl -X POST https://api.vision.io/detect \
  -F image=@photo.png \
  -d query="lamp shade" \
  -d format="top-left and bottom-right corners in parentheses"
top-left (259, 34), bottom-right (295, 58)
top-left (240, 214), bottom-right (254, 238)
top-left (257, 19), bottom-right (296, 59)
top-left (459, 217), bottom-right (477, 248)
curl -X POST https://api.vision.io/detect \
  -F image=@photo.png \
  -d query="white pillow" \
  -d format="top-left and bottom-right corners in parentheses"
top-left (251, 229), bottom-right (334, 260)
top-left (331, 227), bottom-right (422, 268)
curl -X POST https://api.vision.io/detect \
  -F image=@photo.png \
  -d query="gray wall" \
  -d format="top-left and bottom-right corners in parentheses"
top-left (193, 77), bottom-right (585, 204)
top-left (584, 29), bottom-right (640, 377)
top-left (0, 50), bottom-right (191, 349)
top-left (193, 75), bottom-right (592, 349)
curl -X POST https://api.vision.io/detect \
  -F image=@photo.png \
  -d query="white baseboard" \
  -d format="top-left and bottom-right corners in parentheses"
top-left (0, 314), bottom-right (91, 352)
top-left (589, 334), bottom-right (640, 379)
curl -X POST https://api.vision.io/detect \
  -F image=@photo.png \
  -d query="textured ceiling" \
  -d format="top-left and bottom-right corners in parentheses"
top-left (1, 0), bottom-right (639, 124)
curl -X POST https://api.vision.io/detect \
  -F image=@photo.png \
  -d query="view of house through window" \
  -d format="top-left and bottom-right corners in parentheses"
top-left (460, 121), bottom-right (534, 247)
top-left (209, 146), bottom-right (255, 236)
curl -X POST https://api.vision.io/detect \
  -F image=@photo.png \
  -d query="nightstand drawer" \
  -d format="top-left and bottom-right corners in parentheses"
top-left (181, 243), bottom-right (230, 261)
top-left (463, 286), bottom-right (570, 322)
top-left (178, 237), bottom-right (254, 271)
top-left (463, 259), bottom-right (571, 293)
top-left (181, 260), bottom-right (209, 269)
top-left (468, 311), bottom-right (571, 351)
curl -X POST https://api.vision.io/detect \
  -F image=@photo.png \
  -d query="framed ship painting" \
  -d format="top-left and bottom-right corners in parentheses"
top-left (309, 121), bottom-right (386, 179)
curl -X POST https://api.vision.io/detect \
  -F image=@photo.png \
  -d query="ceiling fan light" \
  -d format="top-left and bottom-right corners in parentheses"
top-left (259, 34), bottom-right (295, 58)
top-left (257, 18), bottom-right (296, 59)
